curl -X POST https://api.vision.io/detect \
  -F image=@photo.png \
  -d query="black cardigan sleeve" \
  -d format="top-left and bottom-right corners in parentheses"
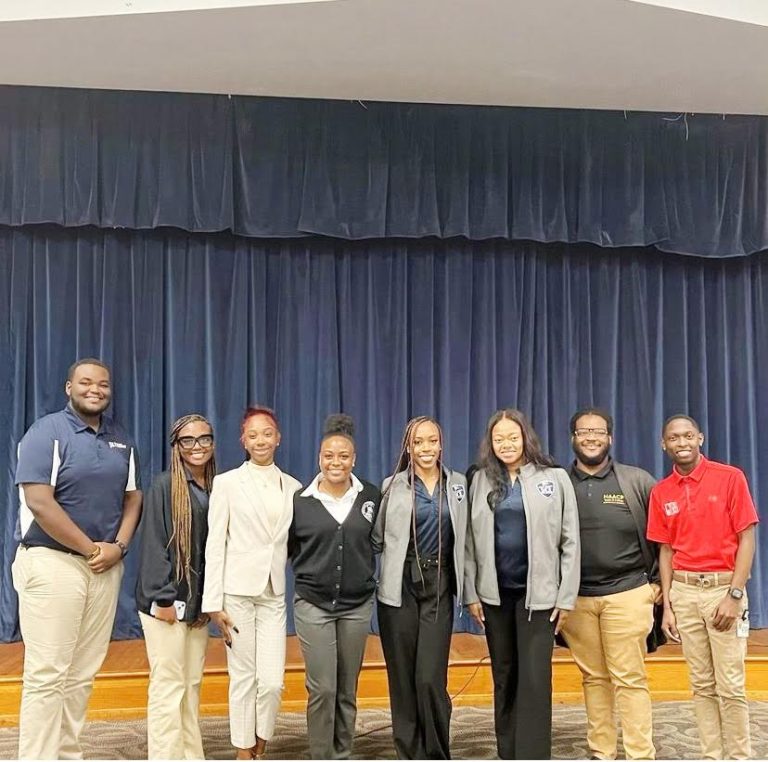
top-left (135, 471), bottom-right (178, 613)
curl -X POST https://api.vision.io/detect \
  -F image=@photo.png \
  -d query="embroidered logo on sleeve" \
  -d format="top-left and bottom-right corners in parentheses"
top-left (361, 501), bottom-right (375, 523)
top-left (664, 501), bottom-right (680, 516)
top-left (451, 484), bottom-right (465, 502)
top-left (536, 480), bottom-right (555, 498)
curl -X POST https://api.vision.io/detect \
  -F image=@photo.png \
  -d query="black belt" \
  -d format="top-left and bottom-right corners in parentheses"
top-left (20, 543), bottom-right (81, 557)
top-left (409, 556), bottom-right (452, 570)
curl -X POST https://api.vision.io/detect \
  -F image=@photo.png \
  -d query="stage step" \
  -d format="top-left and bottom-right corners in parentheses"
top-left (2, 634), bottom-right (767, 726)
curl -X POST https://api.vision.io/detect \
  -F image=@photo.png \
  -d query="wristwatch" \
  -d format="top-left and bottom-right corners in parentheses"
top-left (728, 587), bottom-right (744, 600)
top-left (114, 540), bottom-right (128, 558)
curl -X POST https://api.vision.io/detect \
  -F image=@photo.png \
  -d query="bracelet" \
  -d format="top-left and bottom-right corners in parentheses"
top-left (86, 546), bottom-right (101, 561)
top-left (114, 540), bottom-right (128, 558)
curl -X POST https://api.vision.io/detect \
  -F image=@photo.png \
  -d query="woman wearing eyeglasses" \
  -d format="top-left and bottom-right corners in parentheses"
top-left (136, 414), bottom-right (217, 760)
top-left (464, 409), bottom-right (580, 760)
top-left (202, 406), bottom-right (302, 760)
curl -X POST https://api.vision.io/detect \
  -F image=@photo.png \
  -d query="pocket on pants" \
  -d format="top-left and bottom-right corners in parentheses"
top-left (10, 550), bottom-right (25, 592)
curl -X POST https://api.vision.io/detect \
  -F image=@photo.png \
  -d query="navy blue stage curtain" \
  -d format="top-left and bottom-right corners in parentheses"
top-left (2, 85), bottom-right (768, 256)
top-left (1, 224), bottom-right (766, 641)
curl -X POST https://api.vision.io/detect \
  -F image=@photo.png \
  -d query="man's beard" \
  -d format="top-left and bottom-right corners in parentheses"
top-left (573, 443), bottom-right (610, 467)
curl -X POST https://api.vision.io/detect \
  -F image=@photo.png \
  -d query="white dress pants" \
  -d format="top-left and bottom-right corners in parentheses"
top-left (223, 588), bottom-right (286, 748)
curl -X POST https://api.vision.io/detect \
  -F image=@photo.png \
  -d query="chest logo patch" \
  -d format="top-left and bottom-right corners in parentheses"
top-left (664, 501), bottom-right (680, 516)
top-left (603, 492), bottom-right (627, 506)
top-left (108, 441), bottom-right (127, 449)
top-left (360, 501), bottom-right (375, 523)
top-left (451, 484), bottom-right (465, 502)
top-left (536, 480), bottom-right (555, 498)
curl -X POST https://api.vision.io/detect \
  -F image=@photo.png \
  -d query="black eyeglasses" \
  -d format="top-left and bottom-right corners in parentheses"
top-left (177, 435), bottom-right (214, 450)
top-left (574, 428), bottom-right (609, 438)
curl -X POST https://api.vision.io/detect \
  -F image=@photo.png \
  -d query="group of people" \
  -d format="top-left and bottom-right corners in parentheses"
top-left (11, 357), bottom-right (759, 761)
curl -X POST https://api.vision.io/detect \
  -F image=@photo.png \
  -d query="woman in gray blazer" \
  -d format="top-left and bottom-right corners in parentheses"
top-left (464, 409), bottom-right (580, 760)
top-left (373, 416), bottom-right (467, 760)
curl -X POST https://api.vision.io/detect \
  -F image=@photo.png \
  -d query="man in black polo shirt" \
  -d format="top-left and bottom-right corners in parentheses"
top-left (560, 408), bottom-right (659, 760)
top-left (12, 359), bottom-right (142, 760)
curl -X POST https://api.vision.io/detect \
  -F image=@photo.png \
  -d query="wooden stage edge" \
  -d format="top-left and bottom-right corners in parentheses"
top-left (2, 632), bottom-right (768, 727)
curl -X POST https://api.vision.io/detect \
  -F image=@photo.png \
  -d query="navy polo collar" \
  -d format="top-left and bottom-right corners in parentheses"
top-left (64, 403), bottom-right (113, 435)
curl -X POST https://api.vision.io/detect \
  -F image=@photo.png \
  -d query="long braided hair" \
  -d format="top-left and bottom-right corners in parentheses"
top-left (168, 414), bottom-right (217, 586)
top-left (386, 416), bottom-right (446, 610)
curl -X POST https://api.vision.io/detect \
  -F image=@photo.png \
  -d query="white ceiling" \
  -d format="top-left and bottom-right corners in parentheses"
top-left (0, 0), bottom-right (767, 114)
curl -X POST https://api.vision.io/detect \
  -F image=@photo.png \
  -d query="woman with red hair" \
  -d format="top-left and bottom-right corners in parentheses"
top-left (202, 406), bottom-right (301, 760)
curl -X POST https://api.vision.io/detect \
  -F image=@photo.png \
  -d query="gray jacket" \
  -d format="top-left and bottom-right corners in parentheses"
top-left (464, 464), bottom-right (580, 610)
top-left (372, 468), bottom-right (468, 608)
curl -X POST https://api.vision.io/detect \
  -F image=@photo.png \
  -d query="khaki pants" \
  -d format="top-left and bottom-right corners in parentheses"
top-left (139, 612), bottom-right (209, 759)
top-left (11, 545), bottom-right (123, 760)
top-left (224, 589), bottom-right (286, 749)
top-left (670, 579), bottom-right (750, 760)
top-left (562, 583), bottom-right (655, 760)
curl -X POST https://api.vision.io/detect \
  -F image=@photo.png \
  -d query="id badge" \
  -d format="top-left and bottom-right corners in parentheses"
top-left (736, 610), bottom-right (750, 639)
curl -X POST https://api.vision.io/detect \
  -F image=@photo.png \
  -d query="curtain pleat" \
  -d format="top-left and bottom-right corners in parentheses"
top-left (2, 86), bottom-right (768, 257)
top-left (1, 226), bottom-right (766, 639)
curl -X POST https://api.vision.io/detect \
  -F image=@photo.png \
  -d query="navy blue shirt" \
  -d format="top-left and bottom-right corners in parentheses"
top-left (15, 405), bottom-right (140, 552)
top-left (410, 475), bottom-right (454, 558)
top-left (494, 479), bottom-right (528, 591)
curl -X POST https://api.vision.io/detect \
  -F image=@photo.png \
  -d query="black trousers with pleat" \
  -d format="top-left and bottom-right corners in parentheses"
top-left (378, 561), bottom-right (454, 759)
top-left (483, 588), bottom-right (556, 760)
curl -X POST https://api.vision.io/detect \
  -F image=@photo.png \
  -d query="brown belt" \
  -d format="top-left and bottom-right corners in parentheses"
top-left (672, 571), bottom-right (733, 588)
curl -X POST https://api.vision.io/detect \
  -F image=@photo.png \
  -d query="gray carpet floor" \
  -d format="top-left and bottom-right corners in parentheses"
top-left (1, 702), bottom-right (766, 759)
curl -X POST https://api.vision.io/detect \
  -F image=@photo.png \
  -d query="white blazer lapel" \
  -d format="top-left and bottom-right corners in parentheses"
top-left (273, 467), bottom-right (296, 535)
top-left (236, 462), bottom-right (272, 537)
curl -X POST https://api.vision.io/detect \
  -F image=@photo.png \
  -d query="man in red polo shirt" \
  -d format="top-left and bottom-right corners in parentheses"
top-left (647, 415), bottom-right (758, 760)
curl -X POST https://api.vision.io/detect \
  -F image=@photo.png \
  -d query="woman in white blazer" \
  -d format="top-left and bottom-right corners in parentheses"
top-left (202, 406), bottom-right (301, 760)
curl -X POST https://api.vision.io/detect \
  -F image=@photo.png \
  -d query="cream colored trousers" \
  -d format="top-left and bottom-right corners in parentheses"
top-left (11, 545), bottom-right (123, 760)
top-left (139, 612), bottom-right (209, 759)
top-left (561, 582), bottom-right (656, 760)
top-left (224, 589), bottom-right (286, 749)
top-left (670, 579), bottom-right (750, 760)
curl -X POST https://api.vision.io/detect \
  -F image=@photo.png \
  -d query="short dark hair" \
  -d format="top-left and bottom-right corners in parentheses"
top-left (662, 414), bottom-right (701, 436)
top-left (322, 413), bottom-right (355, 448)
top-left (67, 358), bottom-right (110, 381)
top-left (569, 407), bottom-right (613, 436)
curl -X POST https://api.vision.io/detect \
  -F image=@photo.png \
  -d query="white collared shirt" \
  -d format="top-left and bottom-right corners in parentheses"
top-left (301, 472), bottom-right (363, 524)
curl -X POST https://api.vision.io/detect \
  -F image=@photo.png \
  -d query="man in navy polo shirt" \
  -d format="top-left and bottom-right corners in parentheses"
top-left (11, 358), bottom-right (143, 760)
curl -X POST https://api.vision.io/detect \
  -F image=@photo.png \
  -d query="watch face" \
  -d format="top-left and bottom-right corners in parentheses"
top-left (730, 588), bottom-right (744, 600)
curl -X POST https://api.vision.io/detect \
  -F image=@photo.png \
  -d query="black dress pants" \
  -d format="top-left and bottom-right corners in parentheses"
top-left (483, 588), bottom-right (555, 760)
top-left (378, 562), bottom-right (454, 759)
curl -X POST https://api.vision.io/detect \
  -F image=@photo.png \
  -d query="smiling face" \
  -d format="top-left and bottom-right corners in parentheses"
top-left (319, 434), bottom-right (356, 486)
top-left (662, 417), bottom-right (704, 473)
top-left (491, 416), bottom-right (526, 473)
top-left (572, 413), bottom-right (612, 468)
top-left (241, 413), bottom-right (281, 466)
top-left (409, 420), bottom-right (442, 474)
top-left (66, 363), bottom-right (112, 419)
top-left (176, 420), bottom-right (215, 470)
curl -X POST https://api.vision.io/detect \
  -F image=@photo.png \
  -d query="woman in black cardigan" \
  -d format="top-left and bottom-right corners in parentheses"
top-left (135, 414), bottom-right (217, 760)
top-left (290, 414), bottom-right (381, 760)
